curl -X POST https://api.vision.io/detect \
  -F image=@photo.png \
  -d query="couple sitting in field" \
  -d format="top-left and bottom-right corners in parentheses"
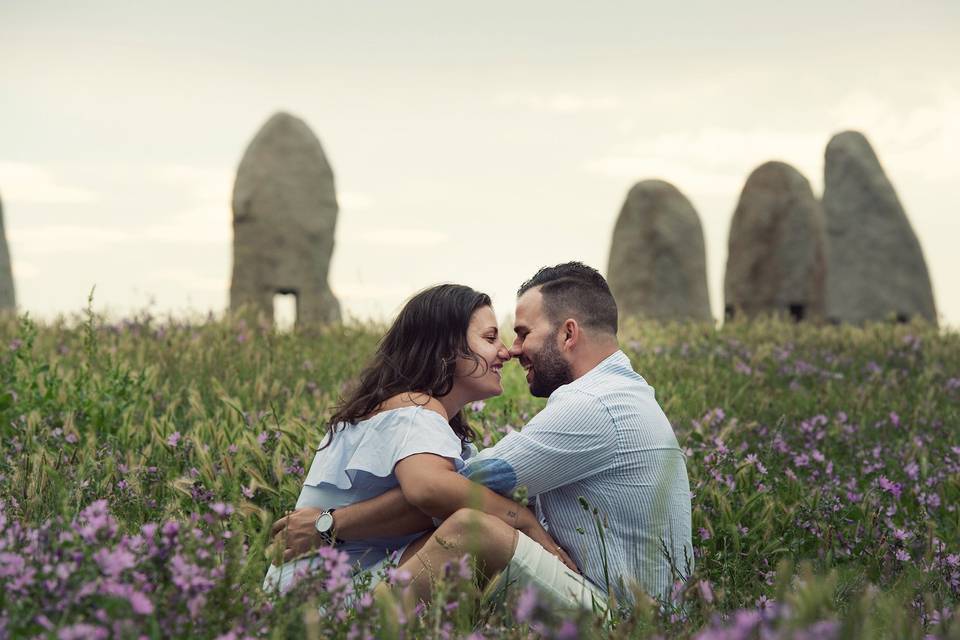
top-left (265, 262), bottom-right (693, 613)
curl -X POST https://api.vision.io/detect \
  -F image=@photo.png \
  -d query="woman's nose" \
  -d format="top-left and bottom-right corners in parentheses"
top-left (498, 344), bottom-right (511, 361)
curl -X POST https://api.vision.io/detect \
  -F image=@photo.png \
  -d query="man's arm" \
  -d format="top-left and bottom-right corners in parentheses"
top-left (272, 487), bottom-right (432, 562)
top-left (463, 391), bottom-right (617, 497)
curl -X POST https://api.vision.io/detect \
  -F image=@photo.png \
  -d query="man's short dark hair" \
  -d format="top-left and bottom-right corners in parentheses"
top-left (517, 262), bottom-right (618, 335)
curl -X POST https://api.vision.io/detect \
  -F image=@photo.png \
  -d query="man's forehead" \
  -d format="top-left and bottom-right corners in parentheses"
top-left (514, 288), bottom-right (544, 325)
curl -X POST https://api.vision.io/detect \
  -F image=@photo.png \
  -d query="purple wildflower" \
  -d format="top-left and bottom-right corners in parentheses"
top-left (878, 476), bottom-right (903, 500)
top-left (698, 579), bottom-right (715, 604)
top-left (555, 620), bottom-right (579, 640)
top-left (210, 502), bottom-right (234, 518)
top-left (58, 624), bottom-right (109, 640)
top-left (386, 567), bottom-right (411, 586)
top-left (515, 585), bottom-right (538, 623)
top-left (93, 546), bottom-right (136, 577)
top-left (128, 590), bottom-right (154, 615)
top-left (892, 528), bottom-right (912, 542)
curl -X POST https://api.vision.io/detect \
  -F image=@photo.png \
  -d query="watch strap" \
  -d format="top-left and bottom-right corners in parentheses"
top-left (315, 508), bottom-right (338, 545)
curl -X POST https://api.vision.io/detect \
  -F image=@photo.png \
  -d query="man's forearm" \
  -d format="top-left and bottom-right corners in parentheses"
top-left (333, 487), bottom-right (434, 541)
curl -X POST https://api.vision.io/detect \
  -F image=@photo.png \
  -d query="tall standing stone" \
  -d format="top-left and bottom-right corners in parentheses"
top-left (607, 180), bottom-right (712, 322)
top-left (823, 131), bottom-right (937, 325)
top-left (230, 112), bottom-right (341, 325)
top-left (723, 161), bottom-right (826, 321)
top-left (0, 192), bottom-right (15, 311)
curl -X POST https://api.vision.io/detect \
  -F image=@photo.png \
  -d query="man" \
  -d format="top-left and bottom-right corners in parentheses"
top-left (271, 262), bottom-right (692, 607)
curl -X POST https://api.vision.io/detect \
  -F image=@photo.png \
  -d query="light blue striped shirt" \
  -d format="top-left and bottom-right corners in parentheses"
top-left (465, 350), bottom-right (693, 603)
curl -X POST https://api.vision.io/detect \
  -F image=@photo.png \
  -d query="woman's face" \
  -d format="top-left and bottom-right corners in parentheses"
top-left (454, 305), bottom-right (510, 401)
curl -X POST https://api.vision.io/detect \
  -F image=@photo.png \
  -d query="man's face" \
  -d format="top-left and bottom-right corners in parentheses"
top-left (511, 288), bottom-right (574, 398)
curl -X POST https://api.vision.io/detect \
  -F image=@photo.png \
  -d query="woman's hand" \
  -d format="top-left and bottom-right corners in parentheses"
top-left (515, 511), bottom-right (579, 573)
top-left (270, 507), bottom-right (323, 563)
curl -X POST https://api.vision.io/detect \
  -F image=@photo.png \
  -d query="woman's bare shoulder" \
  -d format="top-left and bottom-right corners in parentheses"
top-left (376, 393), bottom-right (448, 421)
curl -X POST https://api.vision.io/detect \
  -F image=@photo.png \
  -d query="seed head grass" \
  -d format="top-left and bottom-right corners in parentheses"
top-left (0, 308), bottom-right (957, 638)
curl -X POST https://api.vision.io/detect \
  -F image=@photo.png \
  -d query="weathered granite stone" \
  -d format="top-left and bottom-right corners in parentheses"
top-left (230, 112), bottom-right (341, 325)
top-left (823, 131), bottom-right (937, 325)
top-left (0, 192), bottom-right (15, 311)
top-left (723, 161), bottom-right (826, 322)
top-left (607, 180), bottom-right (712, 321)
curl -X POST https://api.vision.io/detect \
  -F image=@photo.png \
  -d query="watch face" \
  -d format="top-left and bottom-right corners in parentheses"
top-left (315, 512), bottom-right (334, 533)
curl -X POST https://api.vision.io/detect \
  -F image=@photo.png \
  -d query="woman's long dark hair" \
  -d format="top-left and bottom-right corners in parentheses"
top-left (322, 284), bottom-right (491, 448)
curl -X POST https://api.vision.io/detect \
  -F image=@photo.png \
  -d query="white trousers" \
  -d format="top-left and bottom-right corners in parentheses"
top-left (262, 544), bottom-right (409, 595)
top-left (499, 531), bottom-right (609, 614)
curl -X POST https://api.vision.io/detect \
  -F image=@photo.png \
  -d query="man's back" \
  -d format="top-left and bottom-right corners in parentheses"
top-left (466, 351), bottom-right (693, 603)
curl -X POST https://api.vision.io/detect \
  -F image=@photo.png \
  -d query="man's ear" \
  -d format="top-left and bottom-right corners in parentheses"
top-left (560, 318), bottom-right (580, 352)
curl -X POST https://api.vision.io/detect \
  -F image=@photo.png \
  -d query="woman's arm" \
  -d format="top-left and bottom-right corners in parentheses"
top-left (395, 453), bottom-right (577, 570)
top-left (271, 487), bottom-right (433, 562)
top-left (271, 454), bottom-right (577, 571)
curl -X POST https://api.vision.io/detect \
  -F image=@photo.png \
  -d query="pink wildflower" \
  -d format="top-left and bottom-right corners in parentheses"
top-left (515, 585), bottom-right (538, 623)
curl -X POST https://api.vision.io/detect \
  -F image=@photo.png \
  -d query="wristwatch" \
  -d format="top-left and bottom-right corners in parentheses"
top-left (314, 509), bottom-right (338, 545)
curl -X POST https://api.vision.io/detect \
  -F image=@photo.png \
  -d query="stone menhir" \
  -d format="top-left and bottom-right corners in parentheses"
top-left (230, 112), bottom-right (341, 325)
top-left (723, 161), bottom-right (826, 322)
top-left (0, 191), bottom-right (15, 311)
top-left (607, 180), bottom-right (712, 321)
top-left (822, 131), bottom-right (937, 325)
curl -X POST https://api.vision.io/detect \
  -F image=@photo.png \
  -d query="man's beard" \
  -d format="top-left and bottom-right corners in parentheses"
top-left (527, 337), bottom-right (574, 398)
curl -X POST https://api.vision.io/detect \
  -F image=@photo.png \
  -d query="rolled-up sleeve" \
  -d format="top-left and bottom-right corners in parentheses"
top-left (464, 391), bottom-right (618, 497)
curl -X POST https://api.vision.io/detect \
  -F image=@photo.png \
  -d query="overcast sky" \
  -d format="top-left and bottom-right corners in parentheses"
top-left (2, 1), bottom-right (958, 327)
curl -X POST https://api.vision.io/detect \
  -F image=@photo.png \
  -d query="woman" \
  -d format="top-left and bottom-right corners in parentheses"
top-left (264, 284), bottom-right (570, 595)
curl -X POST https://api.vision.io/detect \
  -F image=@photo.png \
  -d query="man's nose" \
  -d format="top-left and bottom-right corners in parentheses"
top-left (508, 342), bottom-right (523, 358)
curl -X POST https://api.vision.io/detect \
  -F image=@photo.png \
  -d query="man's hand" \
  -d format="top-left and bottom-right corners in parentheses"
top-left (270, 507), bottom-right (324, 564)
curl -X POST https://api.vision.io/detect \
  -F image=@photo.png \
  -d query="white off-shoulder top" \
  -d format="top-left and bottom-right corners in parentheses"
top-left (263, 405), bottom-right (476, 593)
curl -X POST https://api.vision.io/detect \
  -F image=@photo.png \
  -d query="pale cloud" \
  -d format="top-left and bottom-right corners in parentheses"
top-left (10, 224), bottom-right (132, 255)
top-left (339, 191), bottom-right (375, 211)
top-left (10, 259), bottom-right (38, 280)
top-left (0, 162), bottom-right (98, 205)
top-left (343, 228), bottom-right (448, 248)
top-left (585, 85), bottom-right (960, 199)
top-left (149, 165), bottom-right (234, 202)
top-left (584, 127), bottom-right (824, 196)
top-left (495, 91), bottom-right (622, 114)
top-left (144, 267), bottom-right (225, 293)
top-left (616, 118), bottom-right (638, 135)
top-left (829, 85), bottom-right (960, 183)
top-left (332, 281), bottom-right (415, 301)
top-left (141, 204), bottom-right (231, 246)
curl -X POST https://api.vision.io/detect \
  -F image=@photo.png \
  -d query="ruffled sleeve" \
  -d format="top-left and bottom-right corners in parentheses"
top-left (303, 407), bottom-right (465, 491)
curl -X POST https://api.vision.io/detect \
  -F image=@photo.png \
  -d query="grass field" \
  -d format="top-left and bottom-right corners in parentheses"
top-left (1, 305), bottom-right (958, 639)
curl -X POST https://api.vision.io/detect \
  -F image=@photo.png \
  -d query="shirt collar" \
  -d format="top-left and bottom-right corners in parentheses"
top-left (565, 349), bottom-right (629, 389)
